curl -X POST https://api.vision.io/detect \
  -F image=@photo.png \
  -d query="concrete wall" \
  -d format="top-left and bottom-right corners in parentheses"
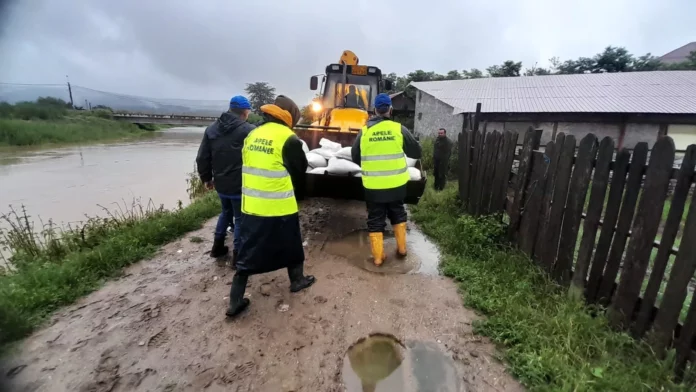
top-left (412, 91), bottom-right (687, 149)
top-left (668, 124), bottom-right (696, 150)
top-left (413, 91), bottom-right (463, 140)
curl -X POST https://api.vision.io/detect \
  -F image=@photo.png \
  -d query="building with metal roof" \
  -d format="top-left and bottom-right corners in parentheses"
top-left (410, 71), bottom-right (696, 150)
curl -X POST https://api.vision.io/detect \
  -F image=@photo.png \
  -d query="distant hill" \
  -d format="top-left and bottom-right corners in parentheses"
top-left (0, 84), bottom-right (228, 116)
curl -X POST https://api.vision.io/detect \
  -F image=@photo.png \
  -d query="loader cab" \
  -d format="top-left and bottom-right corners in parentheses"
top-left (310, 65), bottom-right (393, 112)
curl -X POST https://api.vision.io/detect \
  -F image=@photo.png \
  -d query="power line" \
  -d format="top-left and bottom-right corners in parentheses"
top-left (0, 82), bottom-right (66, 87)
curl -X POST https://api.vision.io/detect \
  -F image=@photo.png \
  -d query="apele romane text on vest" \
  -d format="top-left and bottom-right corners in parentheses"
top-left (248, 137), bottom-right (275, 154)
top-left (368, 130), bottom-right (396, 142)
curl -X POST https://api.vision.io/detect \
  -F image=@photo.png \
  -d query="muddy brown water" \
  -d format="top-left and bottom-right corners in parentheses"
top-left (323, 224), bottom-right (440, 275)
top-left (0, 127), bottom-right (204, 227)
top-left (343, 333), bottom-right (462, 392)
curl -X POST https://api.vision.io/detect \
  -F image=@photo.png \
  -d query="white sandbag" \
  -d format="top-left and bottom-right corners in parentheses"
top-left (318, 138), bottom-right (342, 152)
top-left (306, 152), bottom-right (327, 168)
top-left (408, 167), bottom-right (422, 181)
top-left (406, 157), bottom-right (417, 167)
top-left (309, 148), bottom-right (336, 160)
top-left (308, 167), bottom-right (327, 175)
top-left (335, 146), bottom-right (352, 161)
top-left (300, 139), bottom-right (309, 154)
top-left (326, 157), bottom-right (362, 175)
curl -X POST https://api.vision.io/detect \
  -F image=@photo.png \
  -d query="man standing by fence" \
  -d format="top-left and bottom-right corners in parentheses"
top-left (196, 96), bottom-right (256, 263)
top-left (433, 128), bottom-right (453, 191)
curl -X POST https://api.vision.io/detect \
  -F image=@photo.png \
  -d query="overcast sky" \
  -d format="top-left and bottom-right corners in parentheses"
top-left (0, 0), bottom-right (694, 106)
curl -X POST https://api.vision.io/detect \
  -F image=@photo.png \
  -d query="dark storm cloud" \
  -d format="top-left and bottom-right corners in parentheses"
top-left (1, 0), bottom-right (694, 105)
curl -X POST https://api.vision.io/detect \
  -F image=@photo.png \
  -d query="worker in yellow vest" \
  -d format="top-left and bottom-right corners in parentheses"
top-left (351, 93), bottom-right (422, 266)
top-left (226, 95), bottom-right (316, 318)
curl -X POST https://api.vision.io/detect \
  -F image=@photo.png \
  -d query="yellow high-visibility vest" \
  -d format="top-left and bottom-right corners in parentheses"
top-left (241, 122), bottom-right (298, 216)
top-left (359, 120), bottom-right (409, 190)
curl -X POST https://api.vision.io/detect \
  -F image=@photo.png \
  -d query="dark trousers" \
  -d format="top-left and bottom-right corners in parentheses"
top-left (366, 201), bottom-right (408, 233)
top-left (214, 194), bottom-right (242, 250)
top-left (433, 159), bottom-right (448, 191)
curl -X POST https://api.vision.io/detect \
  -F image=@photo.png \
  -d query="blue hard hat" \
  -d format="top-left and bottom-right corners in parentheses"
top-left (229, 95), bottom-right (251, 110)
top-left (374, 93), bottom-right (392, 110)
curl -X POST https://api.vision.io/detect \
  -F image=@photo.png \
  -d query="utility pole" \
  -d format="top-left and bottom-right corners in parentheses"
top-left (66, 75), bottom-right (74, 109)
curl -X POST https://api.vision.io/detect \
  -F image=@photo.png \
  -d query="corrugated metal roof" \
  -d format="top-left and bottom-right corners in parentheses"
top-left (660, 42), bottom-right (696, 64)
top-left (409, 71), bottom-right (696, 115)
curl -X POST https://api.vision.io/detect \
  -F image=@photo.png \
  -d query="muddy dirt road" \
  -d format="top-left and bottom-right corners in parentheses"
top-left (1, 199), bottom-right (522, 392)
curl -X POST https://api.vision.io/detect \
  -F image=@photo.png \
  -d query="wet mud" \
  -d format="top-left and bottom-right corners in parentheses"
top-left (0, 199), bottom-right (523, 392)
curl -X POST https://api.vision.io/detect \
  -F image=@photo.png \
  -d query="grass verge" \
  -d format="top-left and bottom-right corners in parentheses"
top-left (0, 191), bottom-right (220, 346)
top-left (411, 184), bottom-right (692, 391)
top-left (0, 98), bottom-right (168, 147)
top-left (0, 116), bottom-right (152, 147)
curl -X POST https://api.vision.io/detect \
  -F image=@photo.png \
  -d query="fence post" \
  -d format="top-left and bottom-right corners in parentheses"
top-left (534, 134), bottom-right (564, 264)
top-left (518, 151), bottom-right (549, 256)
top-left (553, 133), bottom-right (598, 286)
top-left (585, 149), bottom-right (631, 303)
top-left (458, 130), bottom-right (472, 205)
top-left (570, 136), bottom-right (614, 299)
top-left (609, 136), bottom-right (675, 330)
top-left (634, 145), bottom-right (696, 338)
top-left (507, 128), bottom-right (542, 240)
top-left (596, 143), bottom-right (649, 305)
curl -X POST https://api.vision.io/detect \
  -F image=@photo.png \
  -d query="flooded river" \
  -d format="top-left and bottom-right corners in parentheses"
top-left (0, 127), bottom-right (205, 227)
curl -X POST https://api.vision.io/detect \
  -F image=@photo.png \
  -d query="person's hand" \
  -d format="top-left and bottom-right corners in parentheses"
top-left (205, 181), bottom-right (214, 190)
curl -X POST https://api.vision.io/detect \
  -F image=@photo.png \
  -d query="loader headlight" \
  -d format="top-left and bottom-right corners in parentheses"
top-left (311, 102), bottom-right (322, 112)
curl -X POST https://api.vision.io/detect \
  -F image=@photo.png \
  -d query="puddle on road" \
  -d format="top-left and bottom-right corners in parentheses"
top-left (342, 333), bottom-right (462, 392)
top-left (323, 224), bottom-right (440, 275)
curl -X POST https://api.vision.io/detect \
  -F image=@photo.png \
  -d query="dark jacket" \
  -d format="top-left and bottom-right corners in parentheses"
top-left (351, 116), bottom-right (422, 203)
top-left (235, 115), bottom-right (309, 275)
top-left (434, 135), bottom-right (453, 164)
top-left (196, 112), bottom-right (256, 196)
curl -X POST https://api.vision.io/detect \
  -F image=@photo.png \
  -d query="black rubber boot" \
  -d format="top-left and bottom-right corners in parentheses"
top-left (230, 250), bottom-right (238, 270)
top-left (226, 273), bottom-right (250, 318)
top-left (287, 264), bottom-right (316, 293)
top-left (210, 238), bottom-right (229, 258)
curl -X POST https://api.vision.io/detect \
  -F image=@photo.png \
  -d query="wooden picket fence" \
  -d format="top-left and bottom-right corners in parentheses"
top-left (458, 126), bottom-right (696, 377)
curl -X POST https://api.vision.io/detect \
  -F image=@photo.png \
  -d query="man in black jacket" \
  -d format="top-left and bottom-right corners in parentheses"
top-left (433, 128), bottom-right (453, 191)
top-left (196, 96), bottom-right (256, 262)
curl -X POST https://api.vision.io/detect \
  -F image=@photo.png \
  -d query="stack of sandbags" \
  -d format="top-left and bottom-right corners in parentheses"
top-left (303, 138), bottom-right (421, 180)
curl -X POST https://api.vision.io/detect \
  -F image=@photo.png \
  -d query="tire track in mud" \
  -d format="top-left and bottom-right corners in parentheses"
top-left (1, 199), bottom-right (523, 392)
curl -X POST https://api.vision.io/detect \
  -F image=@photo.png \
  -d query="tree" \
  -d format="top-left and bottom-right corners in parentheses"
top-left (462, 68), bottom-right (484, 79)
top-left (446, 70), bottom-right (463, 80)
top-left (593, 46), bottom-right (633, 73)
top-left (632, 53), bottom-right (662, 71)
top-left (556, 57), bottom-right (595, 74)
top-left (524, 67), bottom-right (551, 76)
top-left (486, 60), bottom-right (522, 77)
top-left (244, 82), bottom-right (276, 113)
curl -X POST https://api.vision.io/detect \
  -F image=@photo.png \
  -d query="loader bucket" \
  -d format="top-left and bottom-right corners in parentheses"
top-left (294, 126), bottom-right (426, 205)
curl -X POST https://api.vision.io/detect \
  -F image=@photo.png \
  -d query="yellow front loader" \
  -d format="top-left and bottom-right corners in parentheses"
top-left (293, 50), bottom-right (426, 204)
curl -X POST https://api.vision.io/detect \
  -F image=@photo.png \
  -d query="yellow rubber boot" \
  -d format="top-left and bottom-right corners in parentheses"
top-left (394, 223), bottom-right (407, 257)
top-left (369, 232), bottom-right (385, 266)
